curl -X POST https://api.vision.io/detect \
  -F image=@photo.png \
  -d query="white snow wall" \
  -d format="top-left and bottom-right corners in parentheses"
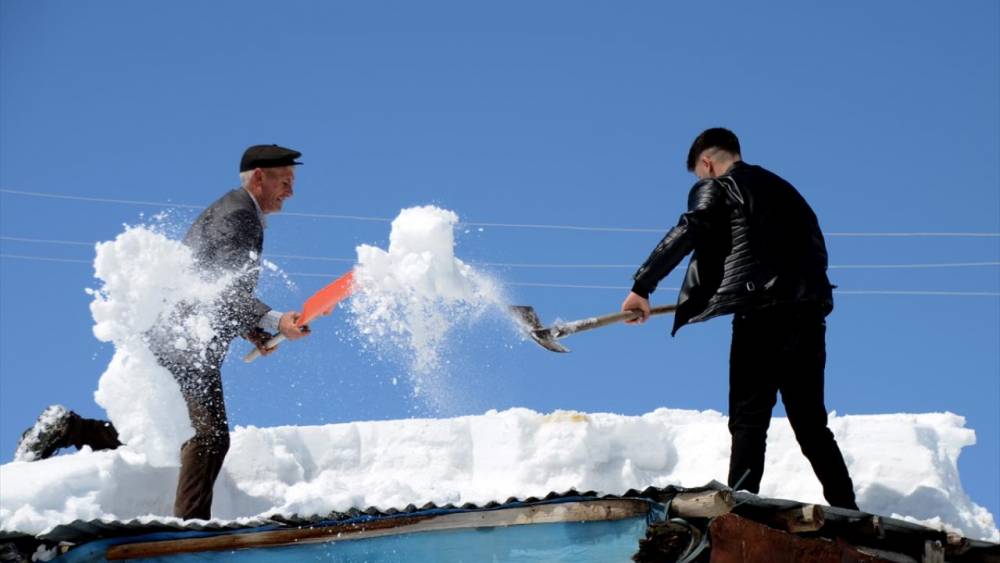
top-left (1, 408), bottom-right (997, 542)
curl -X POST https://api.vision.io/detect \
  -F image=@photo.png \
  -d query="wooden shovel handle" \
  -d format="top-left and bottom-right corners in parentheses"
top-left (552, 304), bottom-right (677, 338)
top-left (243, 333), bottom-right (287, 363)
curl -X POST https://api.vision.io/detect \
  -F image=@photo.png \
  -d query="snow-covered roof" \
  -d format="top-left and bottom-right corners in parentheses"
top-left (5, 484), bottom-right (998, 563)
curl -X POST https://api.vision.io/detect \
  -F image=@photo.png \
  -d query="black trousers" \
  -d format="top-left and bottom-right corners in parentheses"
top-left (727, 304), bottom-right (858, 510)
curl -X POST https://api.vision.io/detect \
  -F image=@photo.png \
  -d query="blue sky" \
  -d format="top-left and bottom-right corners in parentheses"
top-left (2, 1), bottom-right (998, 518)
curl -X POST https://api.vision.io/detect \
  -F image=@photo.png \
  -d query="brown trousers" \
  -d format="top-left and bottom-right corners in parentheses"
top-left (55, 359), bottom-right (229, 521)
top-left (166, 349), bottom-right (231, 521)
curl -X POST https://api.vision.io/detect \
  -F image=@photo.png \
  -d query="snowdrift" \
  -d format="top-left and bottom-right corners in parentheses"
top-left (1, 407), bottom-right (997, 542)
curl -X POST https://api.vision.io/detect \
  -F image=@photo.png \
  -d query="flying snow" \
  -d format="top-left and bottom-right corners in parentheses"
top-left (88, 227), bottom-right (239, 467)
top-left (349, 206), bottom-right (505, 393)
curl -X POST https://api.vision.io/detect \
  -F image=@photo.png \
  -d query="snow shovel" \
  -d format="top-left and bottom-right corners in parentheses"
top-left (244, 270), bottom-right (355, 363)
top-left (510, 303), bottom-right (677, 353)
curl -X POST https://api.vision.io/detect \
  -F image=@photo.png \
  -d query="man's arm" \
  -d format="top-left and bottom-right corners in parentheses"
top-left (623, 179), bottom-right (728, 321)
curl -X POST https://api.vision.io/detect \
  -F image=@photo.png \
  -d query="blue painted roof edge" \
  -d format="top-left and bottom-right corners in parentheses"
top-left (51, 495), bottom-right (663, 563)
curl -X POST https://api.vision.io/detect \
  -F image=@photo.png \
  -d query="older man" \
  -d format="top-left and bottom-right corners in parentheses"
top-left (622, 128), bottom-right (858, 510)
top-left (16, 144), bottom-right (310, 520)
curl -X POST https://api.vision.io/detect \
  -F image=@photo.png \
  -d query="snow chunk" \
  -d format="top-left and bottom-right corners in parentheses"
top-left (350, 205), bottom-right (504, 376)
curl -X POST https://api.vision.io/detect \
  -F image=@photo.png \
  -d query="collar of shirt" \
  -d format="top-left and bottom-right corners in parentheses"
top-left (242, 186), bottom-right (268, 229)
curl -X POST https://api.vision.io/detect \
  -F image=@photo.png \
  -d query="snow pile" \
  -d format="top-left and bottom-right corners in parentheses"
top-left (87, 227), bottom-right (238, 467)
top-left (1, 408), bottom-right (996, 542)
top-left (350, 205), bottom-right (504, 377)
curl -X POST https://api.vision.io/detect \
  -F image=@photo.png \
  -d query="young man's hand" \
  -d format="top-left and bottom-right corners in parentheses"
top-left (621, 292), bottom-right (651, 324)
top-left (279, 311), bottom-right (311, 340)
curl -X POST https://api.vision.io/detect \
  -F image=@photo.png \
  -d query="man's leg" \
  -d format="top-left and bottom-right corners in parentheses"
top-left (727, 312), bottom-right (780, 493)
top-left (15, 405), bottom-right (122, 461)
top-left (64, 414), bottom-right (122, 451)
top-left (172, 362), bottom-right (230, 520)
top-left (779, 310), bottom-right (858, 510)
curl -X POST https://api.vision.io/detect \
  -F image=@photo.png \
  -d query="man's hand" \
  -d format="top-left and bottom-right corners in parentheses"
top-left (621, 292), bottom-right (651, 324)
top-left (244, 328), bottom-right (278, 356)
top-left (279, 311), bottom-right (311, 340)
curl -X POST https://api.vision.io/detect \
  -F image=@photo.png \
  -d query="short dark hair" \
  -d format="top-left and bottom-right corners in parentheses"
top-left (686, 128), bottom-right (741, 171)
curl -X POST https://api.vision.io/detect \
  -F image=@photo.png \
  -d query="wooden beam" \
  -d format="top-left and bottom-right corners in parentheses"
top-left (767, 504), bottom-right (826, 534)
top-left (670, 490), bottom-right (734, 518)
top-left (922, 540), bottom-right (945, 563)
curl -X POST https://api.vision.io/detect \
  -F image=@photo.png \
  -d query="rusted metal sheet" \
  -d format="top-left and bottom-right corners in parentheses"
top-left (708, 513), bottom-right (897, 563)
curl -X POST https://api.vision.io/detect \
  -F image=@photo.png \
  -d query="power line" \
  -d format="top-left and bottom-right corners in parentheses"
top-left (1, 189), bottom-right (204, 210)
top-left (3, 254), bottom-right (997, 297)
top-left (829, 262), bottom-right (1000, 270)
top-left (0, 236), bottom-right (94, 247)
top-left (277, 273), bottom-right (1000, 296)
top-left (0, 254), bottom-right (91, 264)
top-left (267, 253), bottom-right (354, 263)
top-left (4, 188), bottom-right (999, 237)
top-left (3, 237), bottom-right (998, 271)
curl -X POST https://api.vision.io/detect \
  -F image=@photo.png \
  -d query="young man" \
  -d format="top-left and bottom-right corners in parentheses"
top-left (15, 144), bottom-right (311, 520)
top-left (621, 128), bottom-right (858, 509)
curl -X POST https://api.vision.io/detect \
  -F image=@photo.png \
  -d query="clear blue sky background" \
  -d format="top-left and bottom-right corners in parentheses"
top-left (2, 1), bottom-right (998, 519)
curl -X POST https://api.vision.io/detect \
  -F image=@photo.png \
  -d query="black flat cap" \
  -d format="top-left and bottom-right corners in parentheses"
top-left (240, 144), bottom-right (303, 172)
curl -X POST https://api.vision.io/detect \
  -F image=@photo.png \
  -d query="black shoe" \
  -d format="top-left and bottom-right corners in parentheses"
top-left (14, 405), bottom-right (74, 461)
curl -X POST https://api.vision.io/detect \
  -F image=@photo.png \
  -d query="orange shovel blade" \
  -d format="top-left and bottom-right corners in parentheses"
top-left (298, 270), bottom-right (355, 326)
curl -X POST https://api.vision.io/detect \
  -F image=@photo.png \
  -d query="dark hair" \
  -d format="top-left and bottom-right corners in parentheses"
top-left (686, 128), bottom-right (741, 171)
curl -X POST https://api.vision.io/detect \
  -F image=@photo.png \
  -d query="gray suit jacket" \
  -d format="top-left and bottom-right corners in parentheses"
top-left (183, 188), bottom-right (271, 341)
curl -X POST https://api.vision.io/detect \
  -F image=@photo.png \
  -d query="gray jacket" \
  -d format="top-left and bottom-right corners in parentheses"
top-left (183, 188), bottom-right (272, 341)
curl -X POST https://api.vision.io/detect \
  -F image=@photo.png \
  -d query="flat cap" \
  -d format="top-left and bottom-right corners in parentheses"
top-left (240, 144), bottom-right (303, 172)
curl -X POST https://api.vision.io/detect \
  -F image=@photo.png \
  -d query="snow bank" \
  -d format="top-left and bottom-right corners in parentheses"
top-left (88, 227), bottom-right (238, 467)
top-left (2, 408), bottom-right (996, 542)
top-left (350, 206), bottom-right (504, 386)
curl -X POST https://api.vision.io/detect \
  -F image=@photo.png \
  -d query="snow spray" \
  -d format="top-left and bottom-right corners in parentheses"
top-left (349, 206), bottom-right (505, 404)
top-left (88, 227), bottom-right (239, 467)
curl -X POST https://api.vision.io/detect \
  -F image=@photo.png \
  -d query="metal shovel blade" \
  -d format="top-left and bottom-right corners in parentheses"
top-left (509, 305), bottom-right (570, 353)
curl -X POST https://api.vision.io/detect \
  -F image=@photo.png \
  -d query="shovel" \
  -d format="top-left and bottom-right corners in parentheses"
top-left (243, 270), bottom-right (355, 363)
top-left (510, 303), bottom-right (677, 353)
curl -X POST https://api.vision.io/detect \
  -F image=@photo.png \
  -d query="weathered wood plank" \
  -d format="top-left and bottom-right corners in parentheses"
top-left (670, 490), bottom-right (734, 518)
top-left (767, 504), bottom-right (826, 533)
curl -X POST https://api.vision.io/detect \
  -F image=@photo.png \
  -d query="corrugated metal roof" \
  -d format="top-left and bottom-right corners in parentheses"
top-left (3, 485), bottom-right (687, 544)
top-left (4, 482), bottom-right (997, 561)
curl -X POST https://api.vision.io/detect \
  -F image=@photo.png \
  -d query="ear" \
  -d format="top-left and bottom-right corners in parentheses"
top-left (701, 155), bottom-right (714, 176)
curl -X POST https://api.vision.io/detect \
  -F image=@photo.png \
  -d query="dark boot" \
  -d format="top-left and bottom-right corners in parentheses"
top-left (15, 405), bottom-right (122, 461)
top-left (14, 405), bottom-right (73, 461)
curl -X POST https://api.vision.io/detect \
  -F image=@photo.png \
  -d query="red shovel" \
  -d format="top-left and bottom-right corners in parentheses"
top-left (243, 270), bottom-right (355, 363)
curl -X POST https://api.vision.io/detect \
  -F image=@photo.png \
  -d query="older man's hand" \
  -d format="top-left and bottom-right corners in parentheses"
top-left (244, 328), bottom-right (277, 356)
top-left (621, 292), bottom-right (651, 324)
top-left (279, 311), bottom-right (311, 340)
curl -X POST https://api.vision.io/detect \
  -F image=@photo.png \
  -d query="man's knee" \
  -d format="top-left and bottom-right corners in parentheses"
top-left (789, 415), bottom-right (835, 449)
top-left (187, 426), bottom-right (230, 457)
top-left (728, 413), bottom-right (771, 437)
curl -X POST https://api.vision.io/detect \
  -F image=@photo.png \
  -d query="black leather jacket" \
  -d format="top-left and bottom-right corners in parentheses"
top-left (631, 161), bottom-right (833, 335)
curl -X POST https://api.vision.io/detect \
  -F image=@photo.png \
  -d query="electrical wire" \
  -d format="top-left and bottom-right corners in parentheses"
top-left (4, 188), bottom-right (999, 237)
top-left (2, 237), bottom-right (998, 271)
top-left (4, 254), bottom-right (997, 297)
